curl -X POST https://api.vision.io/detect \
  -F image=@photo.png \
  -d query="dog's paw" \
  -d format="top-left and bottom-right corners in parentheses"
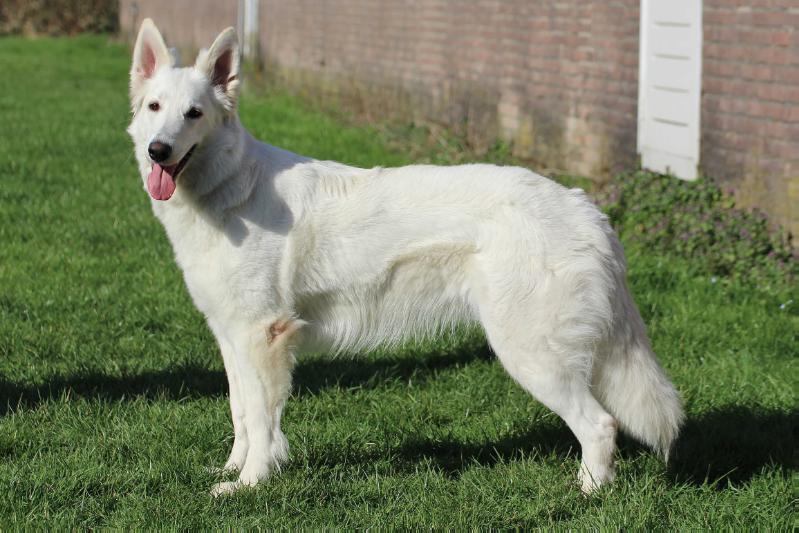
top-left (210, 480), bottom-right (246, 497)
top-left (223, 456), bottom-right (246, 473)
top-left (578, 462), bottom-right (615, 495)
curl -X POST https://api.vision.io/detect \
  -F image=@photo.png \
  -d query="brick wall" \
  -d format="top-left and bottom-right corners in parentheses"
top-left (118, 0), bottom-right (237, 60)
top-left (119, 0), bottom-right (799, 235)
top-left (258, 1), bottom-right (641, 178)
top-left (702, 0), bottom-right (798, 236)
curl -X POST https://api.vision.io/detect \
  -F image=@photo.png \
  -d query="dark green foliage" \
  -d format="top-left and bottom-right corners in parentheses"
top-left (599, 171), bottom-right (796, 289)
top-left (0, 0), bottom-right (118, 36)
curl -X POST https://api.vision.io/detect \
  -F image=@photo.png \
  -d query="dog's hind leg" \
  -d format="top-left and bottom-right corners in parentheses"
top-left (497, 346), bottom-right (617, 493)
top-left (210, 316), bottom-right (302, 496)
top-left (474, 268), bottom-right (617, 493)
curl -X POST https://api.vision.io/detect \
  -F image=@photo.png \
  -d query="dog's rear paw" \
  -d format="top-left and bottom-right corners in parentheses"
top-left (210, 480), bottom-right (248, 497)
top-left (578, 461), bottom-right (616, 495)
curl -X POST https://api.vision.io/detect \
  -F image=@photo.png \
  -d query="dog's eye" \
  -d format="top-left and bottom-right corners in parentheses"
top-left (148, 101), bottom-right (160, 112)
top-left (185, 107), bottom-right (203, 120)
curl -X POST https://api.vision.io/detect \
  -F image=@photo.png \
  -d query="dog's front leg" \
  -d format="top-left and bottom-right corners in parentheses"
top-left (207, 321), bottom-right (249, 474)
top-left (218, 337), bottom-right (249, 472)
top-left (210, 317), bottom-right (300, 496)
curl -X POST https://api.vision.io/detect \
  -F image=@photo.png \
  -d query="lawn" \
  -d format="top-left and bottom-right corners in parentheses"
top-left (0, 35), bottom-right (795, 528)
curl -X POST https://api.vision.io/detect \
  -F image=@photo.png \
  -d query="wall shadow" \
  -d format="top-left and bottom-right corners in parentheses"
top-left (393, 422), bottom-right (579, 478)
top-left (292, 337), bottom-right (494, 396)
top-left (2, 348), bottom-right (794, 492)
top-left (0, 363), bottom-right (226, 416)
top-left (666, 405), bottom-right (796, 487)
top-left (383, 405), bottom-right (796, 486)
top-left (0, 336), bottom-right (493, 415)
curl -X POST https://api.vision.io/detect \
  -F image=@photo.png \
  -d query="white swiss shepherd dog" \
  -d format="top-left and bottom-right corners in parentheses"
top-left (127, 19), bottom-right (683, 496)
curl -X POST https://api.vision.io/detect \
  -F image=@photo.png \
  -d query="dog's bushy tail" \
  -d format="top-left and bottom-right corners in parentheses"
top-left (593, 291), bottom-right (684, 460)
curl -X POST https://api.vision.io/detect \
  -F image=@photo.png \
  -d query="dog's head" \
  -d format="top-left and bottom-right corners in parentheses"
top-left (127, 19), bottom-right (240, 201)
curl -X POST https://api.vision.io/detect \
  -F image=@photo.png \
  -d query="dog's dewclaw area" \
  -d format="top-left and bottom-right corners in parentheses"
top-left (0, 36), bottom-right (795, 528)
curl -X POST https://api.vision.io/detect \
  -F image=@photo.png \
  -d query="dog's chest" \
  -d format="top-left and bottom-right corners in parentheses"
top-left (156, 205), bottom-right (283, 322)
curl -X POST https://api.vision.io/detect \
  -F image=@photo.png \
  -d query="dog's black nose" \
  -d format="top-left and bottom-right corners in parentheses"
top-left (148, 141), bottom-right (172, 163)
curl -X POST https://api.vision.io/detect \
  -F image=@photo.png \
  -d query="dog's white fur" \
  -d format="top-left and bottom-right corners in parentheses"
top-left (127, 20), bottom-right (683, 496)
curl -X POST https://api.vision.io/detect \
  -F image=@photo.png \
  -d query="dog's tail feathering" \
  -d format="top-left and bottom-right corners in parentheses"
top-left (593, 291), bottom-right (685, 460)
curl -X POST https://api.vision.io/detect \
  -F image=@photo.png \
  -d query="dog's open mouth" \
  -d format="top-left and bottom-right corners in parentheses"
top-left (147, 144), bottom-right (196, 201)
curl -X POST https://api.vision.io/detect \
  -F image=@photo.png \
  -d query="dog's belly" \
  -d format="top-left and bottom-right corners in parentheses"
top-left (294, 239), bottom-right (478, 353)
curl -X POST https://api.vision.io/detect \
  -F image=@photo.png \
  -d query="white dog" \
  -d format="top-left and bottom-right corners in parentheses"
top-left (127, 19), bottom-right (683, 496)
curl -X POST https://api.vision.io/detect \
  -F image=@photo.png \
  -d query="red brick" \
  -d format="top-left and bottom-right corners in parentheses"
top-left (772, 31), bottom-right (793, 47)
top-left (756, 84), bottom-right (799, 103)
top-left (786, 105), bottom-right (799, 122)
top-left (766, 140), bottom-right (798, 159)
top-left (750, 10), bottom-right (793, 27)
top-left (739, 63), bottom-right (773, 82)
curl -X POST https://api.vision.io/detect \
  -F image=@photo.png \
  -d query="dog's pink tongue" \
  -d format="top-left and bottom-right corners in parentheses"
top-left (147, 164), bottom-right (177, 201)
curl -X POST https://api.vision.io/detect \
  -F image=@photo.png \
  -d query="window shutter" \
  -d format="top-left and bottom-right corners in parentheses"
top-left (637, 0), bottom-right (703, 180)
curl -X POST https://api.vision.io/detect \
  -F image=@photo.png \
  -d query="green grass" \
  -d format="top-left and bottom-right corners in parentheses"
top-left (0, 35), bottom-right (795, 528)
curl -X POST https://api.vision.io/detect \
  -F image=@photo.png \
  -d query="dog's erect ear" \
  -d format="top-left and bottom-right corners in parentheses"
top-left (130, 18), bottom-right (172, 111)
top-left (195, 27), bottom-right (240, 111)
